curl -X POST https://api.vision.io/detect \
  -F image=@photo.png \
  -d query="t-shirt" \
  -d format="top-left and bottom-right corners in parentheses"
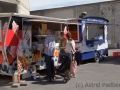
top-left (44, 35), bottom-right (55, 56)
top-left (66, 40), bottom-right (75, 53)
top-left (60, 38), bottom-right (68, 47)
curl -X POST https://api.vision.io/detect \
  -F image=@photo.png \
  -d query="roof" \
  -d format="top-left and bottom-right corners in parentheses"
top-left (0, 13), bottom-right (109, 24)
top-left (83, 16), bottom-right (109, 22)
top-left (0, 13), bottom-right (66, 21)
top-left (0, 13), bottom-right (81, 25)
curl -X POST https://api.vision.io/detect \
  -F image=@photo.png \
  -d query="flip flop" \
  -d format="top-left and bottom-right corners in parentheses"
top-left (73, 75), bottom-right (76, 78)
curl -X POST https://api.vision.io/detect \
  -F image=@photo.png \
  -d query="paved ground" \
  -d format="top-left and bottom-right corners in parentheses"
top-left (0, 76), bottom-right (12, 87)
top-left (0, 49), bottom-right (120, 90)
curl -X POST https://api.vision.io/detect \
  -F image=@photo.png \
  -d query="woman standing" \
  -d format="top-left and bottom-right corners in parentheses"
top-left (65, 33), bottom-right (77, 78)
top-left (65, 33), bottom-right (76, 53)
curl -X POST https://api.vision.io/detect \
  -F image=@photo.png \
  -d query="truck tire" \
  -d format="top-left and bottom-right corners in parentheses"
top-left (94, 52), bottom-right (100, 63)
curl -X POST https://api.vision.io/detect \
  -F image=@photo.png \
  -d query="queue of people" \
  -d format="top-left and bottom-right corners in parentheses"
top-left (44, 29), bottom-right (77, 82)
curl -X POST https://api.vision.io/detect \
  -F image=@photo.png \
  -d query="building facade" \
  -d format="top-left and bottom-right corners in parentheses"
top-left (31, 1), bottom-right (120, 48)
top-left (0, 0), bottom-right (30, 15)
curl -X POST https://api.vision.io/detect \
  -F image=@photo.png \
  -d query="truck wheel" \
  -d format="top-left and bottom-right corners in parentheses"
top-left (100, 56), bottom-right (105, 61)
top-left (94, 52), bottom-right (100, 63)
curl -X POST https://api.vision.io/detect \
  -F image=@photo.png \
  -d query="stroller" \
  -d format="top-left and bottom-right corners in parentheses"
top-left (54, 52), bottom-right (73, 83)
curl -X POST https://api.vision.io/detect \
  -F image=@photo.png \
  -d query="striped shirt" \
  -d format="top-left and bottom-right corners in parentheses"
top-left (44, 35), bottom-right (55, 56)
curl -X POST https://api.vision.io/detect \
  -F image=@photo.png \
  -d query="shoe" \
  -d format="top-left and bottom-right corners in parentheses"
top-left (70, 74), bottom-right (73, 77)
top-left (51, 75), bottom-right (55, 80)
top-left (44, 75), bottom-right (48, 79)
top-left (47, 78), bottom-right (52, 82)
top-left (51, 78), bottom-right (54, 81)
top-left (73, 75), bottom-right (76, 78)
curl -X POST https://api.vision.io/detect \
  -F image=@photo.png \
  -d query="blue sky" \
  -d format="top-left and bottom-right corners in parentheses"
top-left (29, 0), bottom-right (112, 11)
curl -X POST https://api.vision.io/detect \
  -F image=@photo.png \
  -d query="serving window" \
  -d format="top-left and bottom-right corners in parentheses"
top-left (85, 23), bottom-right (104, 41)
top-left (68, 24), bottom-right (79, 42)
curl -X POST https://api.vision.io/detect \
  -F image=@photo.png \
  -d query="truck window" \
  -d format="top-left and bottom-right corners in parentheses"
top-left (68, 24), bottom-right (78, 41)
top-left (86, 24), bottom-right (104, 40)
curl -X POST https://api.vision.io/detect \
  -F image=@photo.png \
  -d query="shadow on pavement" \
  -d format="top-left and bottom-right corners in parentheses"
top-left (25, 76), bottom-right (67, 85)
top-left (80, 59), bottom-right (95, 65)
top-left (24, 69), bottom-right (67, 85)
top-left (0, 75), bottom-right (13, 87)
top-left (99, 56), bottom-right (120, 65)
top-left (77, 56), bottom-right (120, 65)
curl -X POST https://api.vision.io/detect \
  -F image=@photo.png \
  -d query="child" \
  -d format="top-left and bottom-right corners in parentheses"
top-left (70, 60), bottom-right (77, 78)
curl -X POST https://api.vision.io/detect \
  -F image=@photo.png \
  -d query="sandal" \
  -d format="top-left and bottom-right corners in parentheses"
top-left (73, 75), bottom-right (76, 78)
top-left (70, 74), bottom-right (73, 77)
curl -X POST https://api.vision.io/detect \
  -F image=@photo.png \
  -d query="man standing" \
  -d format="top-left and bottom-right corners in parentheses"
top-left (44, 29), bottom-right (55, 82)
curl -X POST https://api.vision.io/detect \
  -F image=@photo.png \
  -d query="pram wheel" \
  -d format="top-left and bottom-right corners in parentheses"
top-left (63, 77), bottom-right (70, 83)
top-left (63, 78), bottom-right (68, 83)
top-left (65, 70), bottom-right (71, 79)
top-left (68, 77), bottom-right (70, 80)
top-left (53, 76), bottom-right (57, 79)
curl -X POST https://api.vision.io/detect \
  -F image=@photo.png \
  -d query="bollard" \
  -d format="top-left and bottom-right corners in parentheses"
top-left (113, 52), bottom-right (118, 58)
top-left (118, 52), bottom-right (120, 57)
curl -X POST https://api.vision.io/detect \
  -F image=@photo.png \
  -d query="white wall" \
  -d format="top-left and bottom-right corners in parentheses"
top-left (17, 0), bottom-right (30, 15)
